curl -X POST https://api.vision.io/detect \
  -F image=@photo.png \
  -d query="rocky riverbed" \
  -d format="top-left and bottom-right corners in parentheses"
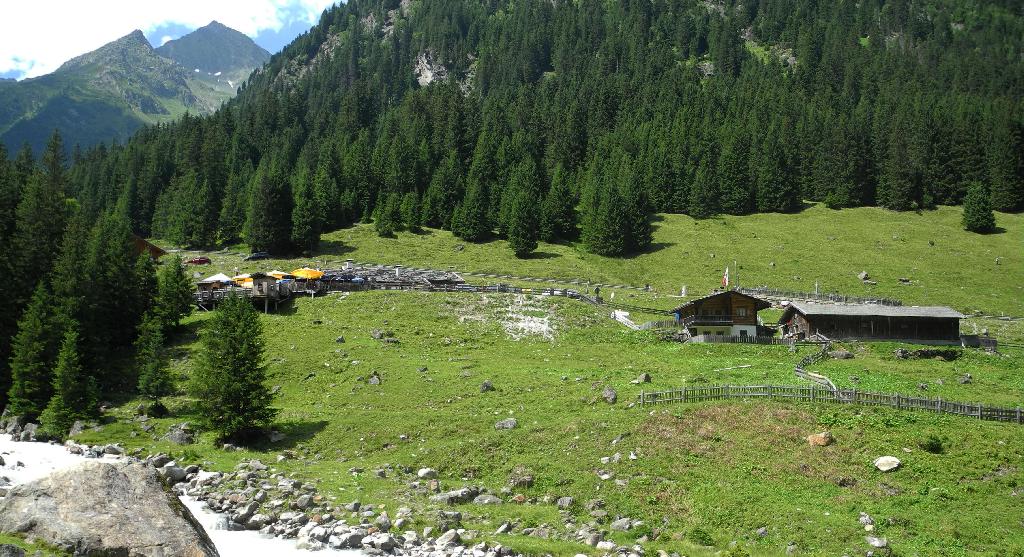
top-left (0, 434), bottom-right (523, 557)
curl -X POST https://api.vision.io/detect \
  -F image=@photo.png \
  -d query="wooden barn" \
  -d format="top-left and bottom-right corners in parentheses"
top-left (778, 302), bottom-right (964, 343)
top-left (671, 290), bottom-right (772, 337)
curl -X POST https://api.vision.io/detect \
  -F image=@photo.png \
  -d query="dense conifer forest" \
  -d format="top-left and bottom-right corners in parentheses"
top-left (0, 0), bottom-right (1023, 415)
top-left (43, 0), bottom-right (1024, 257)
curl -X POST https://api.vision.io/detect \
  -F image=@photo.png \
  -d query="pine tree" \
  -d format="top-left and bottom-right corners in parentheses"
top-left (190, 295), bottom-right (277, 443)
top-left (506, 187), bottom-right (539, 258)
top-left (400, 192), bottom-right (422, 232)
top-left (374, 193), bottom-right (402, 237)
top-left (539, 165), bottom-right (578, 242)
top-left (962, 181), bottom-right (996, 233)
top-left (156, 255), bottom-right (195, 332)
top-left (7, 285), bottom-right (63, 419)
top-left (39, 329), bottom-right (98, 439)
top-left (291, 168), bottom-right (322, 254)
top-left (581, 164), bottom-right (628, 256)
top-left (452, 178), bottom-right (490, 241)
top-left (136, 313), bottom-right (174, 400)
top-left (245, 160), bottom-right (294, 255)
top-left (688, 161), bottom-right (717, 219)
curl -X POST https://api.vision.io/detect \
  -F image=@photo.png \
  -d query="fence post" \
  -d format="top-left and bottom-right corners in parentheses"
top-left (895, 394), bottom-right (901, 411)
top-left (1017, 407), bottom-right (1022, 424)
top-left (978, 403), bottom-right (984, 420)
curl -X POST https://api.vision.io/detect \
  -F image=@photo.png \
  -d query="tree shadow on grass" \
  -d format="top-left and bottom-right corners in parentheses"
top-left (524, 251), bottom-right (561, 260)
top-left (621, 242), bottom-right (674, 259)
top-left (253, 419), bottom-right (330, 450)
top-left (317, 239), bottom-right (356, 256)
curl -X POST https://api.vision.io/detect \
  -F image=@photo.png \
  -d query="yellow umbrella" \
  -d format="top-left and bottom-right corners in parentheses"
top-left (290, 267), bottom-right (324, 280)
top-left (232, 273), bottom-right (252, 285)
top-left (267, 270), bottom-right (294, 279)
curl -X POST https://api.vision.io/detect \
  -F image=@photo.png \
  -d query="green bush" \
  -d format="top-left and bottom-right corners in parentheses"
top-left (919, 434), bottom-right (945, 454)
top-left (689, 526), bottom-right (715, 546)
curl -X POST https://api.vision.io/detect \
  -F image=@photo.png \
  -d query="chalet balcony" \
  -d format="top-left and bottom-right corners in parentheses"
top-left (680, 315), bottom-right (743, 326)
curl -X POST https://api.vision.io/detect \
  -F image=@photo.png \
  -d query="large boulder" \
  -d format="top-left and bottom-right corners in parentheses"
top-left (0, 461), bottom-right (219, 557)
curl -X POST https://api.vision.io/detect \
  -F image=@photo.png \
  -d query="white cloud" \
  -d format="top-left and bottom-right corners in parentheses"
top-left (160, 35), bottom-right (173, 46)
top-left (0, 0), bottom-right (336, 79)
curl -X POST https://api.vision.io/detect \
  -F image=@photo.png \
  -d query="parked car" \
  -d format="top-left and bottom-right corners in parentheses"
top-left (243, 251), bottom-right (271, 261)
top-left (185, 256), bottom-right (212, 265)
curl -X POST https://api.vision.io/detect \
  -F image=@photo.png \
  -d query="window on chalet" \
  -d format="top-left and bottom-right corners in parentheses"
top-left (736, 307), bottom-right (747, 317)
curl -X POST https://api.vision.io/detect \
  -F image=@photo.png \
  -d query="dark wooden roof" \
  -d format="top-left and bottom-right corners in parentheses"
top-left (670, 290), bottom-right (772, 314)
top-left (779, 302), bottom-right (964, 323)
top-left (131, 235), bottom-right (167, 259)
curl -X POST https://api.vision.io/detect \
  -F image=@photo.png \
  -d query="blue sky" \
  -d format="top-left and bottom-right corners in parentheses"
top-left (0, 1), bottom-right (337, 80)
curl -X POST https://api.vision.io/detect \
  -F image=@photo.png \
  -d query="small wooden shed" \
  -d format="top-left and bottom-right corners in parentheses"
top-left (778, 302), bottom-right (964, 343)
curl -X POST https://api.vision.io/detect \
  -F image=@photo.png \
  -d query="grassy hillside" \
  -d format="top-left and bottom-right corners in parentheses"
top-left (77, 289), bottom-right (1024, 556)
top-left (184, 204), bottom-right (1024, 317)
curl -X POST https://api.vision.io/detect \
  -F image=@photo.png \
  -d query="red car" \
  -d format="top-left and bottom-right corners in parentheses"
top-left (185, 256), bottom-right (212, 265)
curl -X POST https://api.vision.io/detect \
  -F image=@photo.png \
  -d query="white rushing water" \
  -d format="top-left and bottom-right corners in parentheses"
top-left (0, 434), bottom-right (362, 557)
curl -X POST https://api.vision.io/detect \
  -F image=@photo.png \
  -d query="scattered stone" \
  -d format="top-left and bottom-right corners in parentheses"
top-left (610, 517), bottom-right (632, 531)
top-left (873, 456), bottom-right (901, 472)
top-left (859, 512), bottom-right (874, 526)
top-left (556, 496), bottom-right (574, 509)
top-left (368, 371), bottom-right (381, 385)
top-left (436, 529), bottom-right (461, 546)
top-left (162, 423), bottom-right (195, 445)
top-left (417, 468), bottom-right (438, 479)
top-left (480, 380), bottom-right (494, 393)
top-left (0, 545), bottom-right (25, 557)
top-left (494, 418), bottom-right (518, 430)
top-left (959, 373), bottom-right (972, 384)
top-left (473, 494), bottom-right (503, 505)
top-left (756, 526), bottom-right (768, 537)
top-left (602, 387), bottom-right (617, 404)
top-left (631, 373), bottom-right (652, 384)
top-left (829, 350), bottom-right (854, 360)
top-left (865, 536), bottom-right (888, 548)
top-left (806, 431), bottom-right (834, 447)
top-left (335, 336), bottom-right (345, 343)
top-left (858, 271), bottom-right (870, 281)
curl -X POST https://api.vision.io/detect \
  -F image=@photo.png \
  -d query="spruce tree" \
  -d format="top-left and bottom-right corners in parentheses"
top-left (136, 313), bottom-right (174, 400)
top-left (506, 187), bottom-right (539, 258)
top-left (39, 329), bottom-right (98, 439)
top-left (400, 192), bottom-right (422, 233)
top-left (962, 181), bottom-right (996, 233)
top-left (374, 193), bottom-right (402, 237)
top-left (688, 162), bottom-right (717, 219)
top-left (291, 169), bottom-right (322, 254)
top-left (452, 178), bottom-right (490, 241)
top-left (190, 295), bottom-right (277, 443)
top-left (7, 285), bottom-right (63, 419)
top-left (539, 166), bottom-right (578, 242)
top-left (156, 255), bottom-right (195, 332)
top-left (245, 160), bottom-right (294, 255)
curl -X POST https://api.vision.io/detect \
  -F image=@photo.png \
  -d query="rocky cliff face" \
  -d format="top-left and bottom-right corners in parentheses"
top-left (0, 460), bottom-right (219, 557)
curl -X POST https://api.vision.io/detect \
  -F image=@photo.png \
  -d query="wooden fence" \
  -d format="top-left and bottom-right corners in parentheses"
top-left (689, 334), bottom-right (794, 346)
top-left (638, 384), bottom-right (1024, 424)
top-left (735, 286), bottom-right (902, 307)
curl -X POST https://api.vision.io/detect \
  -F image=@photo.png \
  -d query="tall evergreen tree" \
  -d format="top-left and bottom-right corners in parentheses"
top-left (136, 313), bottom-right (174, 400)
top-left (539, 165), bottom-right (578, 242)
top-left (156, 255), bottom-right (194, 332)
top-left (452, 178), bottom-right (491, 241)
top-left (190, 295), bottom-right (277, 443)
top-left (506, 187), bottom-right (539, 258)
top-left (245, 160), bottom-right (294, 255)
top-left (39, 329), bottom-right (98, 439)
top-left (962, 181), bottom-right (996, 233)
top-left (7, 285), bottom-right (63, 419)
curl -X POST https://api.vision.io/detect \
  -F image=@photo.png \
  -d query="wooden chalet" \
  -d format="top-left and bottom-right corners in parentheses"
top-left (132, 235), bottom-right (166, 259)
top-left (778, 302), bottom-right (964, 343)
top-left (671, 290), bottom-right (772, 337)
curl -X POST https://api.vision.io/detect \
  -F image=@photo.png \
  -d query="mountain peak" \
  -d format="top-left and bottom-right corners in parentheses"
top-left (156, 21), bottom-right (269, 74)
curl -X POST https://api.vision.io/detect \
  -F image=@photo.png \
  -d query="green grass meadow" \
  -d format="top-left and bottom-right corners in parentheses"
top-left (77, 205), bottom-right (1024, 555)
